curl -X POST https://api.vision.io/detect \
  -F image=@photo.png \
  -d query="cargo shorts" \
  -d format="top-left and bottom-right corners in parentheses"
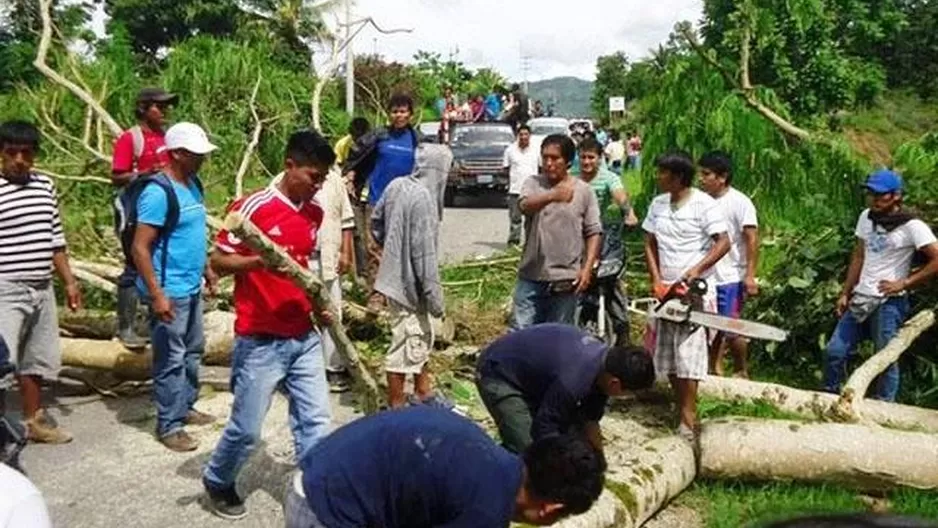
top-left (384, 301), bottom-right (434, 375)
top-left (0, 280), bottom-right (62, 389)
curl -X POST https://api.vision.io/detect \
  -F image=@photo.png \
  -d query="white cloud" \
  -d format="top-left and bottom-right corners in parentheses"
top-left (350, 0), bottom-right (703, 81)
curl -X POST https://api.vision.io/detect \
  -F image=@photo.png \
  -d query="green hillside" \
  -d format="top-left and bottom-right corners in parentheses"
top-left (527, 76), bottom-right (593, 118)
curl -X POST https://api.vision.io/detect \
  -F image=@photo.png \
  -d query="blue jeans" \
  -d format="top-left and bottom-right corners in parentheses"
top-left (823, 296), bottom-right (909, 402)
top-left (150, 294), bottom-right (204, 438)
top-left (512, 278), bottom-right (577, 330)
top-left (203, 333), bottom-right (332, 490)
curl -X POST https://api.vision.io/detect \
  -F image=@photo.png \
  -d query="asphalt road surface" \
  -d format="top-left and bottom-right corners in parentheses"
top-left (439, 191), bottom-right (511, 264)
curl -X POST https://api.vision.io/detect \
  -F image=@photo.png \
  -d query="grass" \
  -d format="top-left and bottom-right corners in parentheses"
top-left (683, 480), bottom-right (938, 528)
top-left (843, 89), bottom-right (938, 164)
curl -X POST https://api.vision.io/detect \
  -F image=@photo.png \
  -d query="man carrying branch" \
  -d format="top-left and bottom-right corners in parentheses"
top-left (823, 170), bottom-right (938, 402)
top-left (202, 131), bottom-right (336, 520)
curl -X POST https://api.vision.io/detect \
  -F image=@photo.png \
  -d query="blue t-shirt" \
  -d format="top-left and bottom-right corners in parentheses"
top-left (478, 324), bottom-right (609, 440)
top-left (302, 407), bottom-right (523, 528)
top-left (135, 177), bottom-right (207, 298)
top-left (368, 130), bottom-right (416, 206)
top-left (484, 94), bottom-right (502, 119)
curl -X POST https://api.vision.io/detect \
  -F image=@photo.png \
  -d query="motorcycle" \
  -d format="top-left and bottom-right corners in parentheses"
top-left (574, 222), bottom-right (626, 346)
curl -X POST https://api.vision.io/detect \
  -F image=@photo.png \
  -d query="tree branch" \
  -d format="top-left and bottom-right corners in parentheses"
top-left (33, 167), bottom-right (111, 185)
top-left (676, 22), bottom-right (811, 141)
top-left (34, 0), bottom-right (123, 137)
top-left (235, 76), bottom-right (264, 199)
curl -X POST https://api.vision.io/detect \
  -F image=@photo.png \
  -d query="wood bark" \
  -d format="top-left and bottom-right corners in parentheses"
top-left (59, 309), bottom-right (117, 339)
top-left (700, 418), bottom-right (938, 491)
top-left (60, 311), bottom-right (236, 378)
top-left (556, 422), bottom-right (695, 528)
top-left (699, 376), bottom-right (938, 433)
top-left (829, 310), bottom-right (935, 422)
top-left (223, 211), bottom-right (383, 413)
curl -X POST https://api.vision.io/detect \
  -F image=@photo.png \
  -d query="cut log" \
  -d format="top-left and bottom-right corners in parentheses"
top-left (60, 311), bottom-right (236, 378)
top-left (72, 260), bottom-right (122, 282)
top-left (556, 422), bottom-right (695, 527)
top-left (224, 211), bottom-right (383, 414)
top-left (829, 310), bottom-right (935, 422)
top-left (59, 309), bottom-right (117, 340)
top-left (699, 376), bottom-right (938, 433)
top-left (700, 418), bottom-right (938, 491)
top-left (73, 268), bottom-right (116, 294)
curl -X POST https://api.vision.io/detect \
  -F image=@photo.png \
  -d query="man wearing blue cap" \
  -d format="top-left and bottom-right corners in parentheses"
top-left (823, 170), bottom-right (938, 401)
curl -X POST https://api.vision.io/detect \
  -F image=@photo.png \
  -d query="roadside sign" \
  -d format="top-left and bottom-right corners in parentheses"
top-left (609, 96), bottom-right (626, 112)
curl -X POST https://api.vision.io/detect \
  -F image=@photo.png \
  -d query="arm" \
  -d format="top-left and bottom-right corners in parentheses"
top-left (518, 189), bottom-right (557, 215)
top-left (209, 249), bottom-right (263, 277)
top-left (132, 224), bottom-right (163, 301)
top-left (684, 233), bottom-right (731, 280)
top-left (370, 195), bottom-right (387, 248)
top-left (644, 232), bottom-right (664, 296)
top-left (903, 243), bottom-right (938, 290)
top-left (339, 229), bottom-right (354, 275)
top-left (742, 225), bottom-right (760, 294)
top-left (531, 382), bottom-right (578, 440)
top-left (583, 421), bottom-right (603, 454)
top-left (412, 199), bottom-right (444, 318)
top-left (52, 249), bottom-right (81, 312)
top-left (835, 240), bottom-right (865, 317)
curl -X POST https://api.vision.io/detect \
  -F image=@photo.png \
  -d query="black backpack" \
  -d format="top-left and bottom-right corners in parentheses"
top-left (113, 173), bottom-right (204, 286)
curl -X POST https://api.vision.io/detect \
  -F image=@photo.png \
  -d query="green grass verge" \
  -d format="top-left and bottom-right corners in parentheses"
top-left (683, 480), bottom-right (938, 528)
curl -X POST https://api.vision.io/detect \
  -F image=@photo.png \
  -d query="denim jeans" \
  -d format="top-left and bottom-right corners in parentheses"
top-left (203, 332), bottom-right (332, 490)
top-left (511, 278), bottom-right (577, 330)
top-left (149, 294), bottom-right (203, 438)
top-left (823, 296), bottom-right (909, 402)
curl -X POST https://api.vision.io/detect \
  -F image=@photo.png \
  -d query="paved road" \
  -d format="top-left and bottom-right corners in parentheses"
top-left (439, 192), bottom-right (510, 264)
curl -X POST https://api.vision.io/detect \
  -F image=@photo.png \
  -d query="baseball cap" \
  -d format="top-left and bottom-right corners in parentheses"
top-left (136, 87), bottom-right (179, 105)
top-left (159, 122), bottom-right (218, 155)
top-left (864, 169), bottom-right (903, 194)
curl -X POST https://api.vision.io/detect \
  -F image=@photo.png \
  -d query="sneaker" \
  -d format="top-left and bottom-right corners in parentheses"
top-left (204, 482), bottom-right (247, 520)
top-left (160, 430), bottom-right (199, 452)
top-left (327, 371), bottom-right (350, 393)
top-left (26, 410), bottom-right (72, 444)
top-left (185, 409), bottom-right (217, 426)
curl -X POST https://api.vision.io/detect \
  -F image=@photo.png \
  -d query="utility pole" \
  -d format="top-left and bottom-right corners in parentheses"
top-left (520, 44), bottom-right (531, 93)
top-left (344, 0), bottom-right (354, 115)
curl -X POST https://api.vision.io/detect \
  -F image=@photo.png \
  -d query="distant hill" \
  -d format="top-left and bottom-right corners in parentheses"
top-left (526, 77), bottom-right (593, 118)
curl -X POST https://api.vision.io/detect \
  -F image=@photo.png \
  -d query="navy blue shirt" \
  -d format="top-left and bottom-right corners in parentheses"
top-left (478, 324), bottom-right (609, 440)
top-left (302, 407), bottom-right (523, 528)
top-left (367, 128), bottom-right (416, 206)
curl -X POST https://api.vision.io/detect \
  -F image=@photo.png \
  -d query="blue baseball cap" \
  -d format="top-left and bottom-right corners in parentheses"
top-left (864, 169), bottom-right (903, 194)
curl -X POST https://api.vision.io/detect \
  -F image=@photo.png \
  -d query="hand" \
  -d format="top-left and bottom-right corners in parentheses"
top-left (624, 209), bottom-right (639, 227)
top-left (681, 267), bottom-right (701, 283)
top-left (338, 253), bottom-right (352, 276)
top-left (835, 293), bottom-right (850, 318)
top-left (652, 281), bottom-right (669, 301)
top-left (574, 266), bottom-right (593, 294)
top-left (153, 292), bottom-right (175, 323)
top-left (204, 269), bottom-right (220, 298)
top-left (744, 276), bottom-right (760, 297)
top-left (314, 308), bottom-right (334, 327)
top-left (878, 279), bottom-right (907, 296)
top-left (344, 172), bottom-right (356, 197)
top-left (64, 281), bottom-right (82, 312)
top-left (551, 182), bottom-right (575, 203)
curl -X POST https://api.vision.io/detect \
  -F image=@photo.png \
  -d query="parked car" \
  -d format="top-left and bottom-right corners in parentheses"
top-left (527, 117), bottom-right (570, 154)
top-left (418, 121), bottom-right (441, 143)
top-left (445, 122), bottom-right (515, 207)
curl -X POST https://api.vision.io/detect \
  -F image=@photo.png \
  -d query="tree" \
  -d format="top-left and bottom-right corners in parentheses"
top-left (590, 52), bottom-right (629, 119)
top-left (886, 0), bottom-right (938, 98)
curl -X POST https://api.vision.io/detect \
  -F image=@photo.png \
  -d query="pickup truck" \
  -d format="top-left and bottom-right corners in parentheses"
top-left (445, 122), bottom-right (515, 207)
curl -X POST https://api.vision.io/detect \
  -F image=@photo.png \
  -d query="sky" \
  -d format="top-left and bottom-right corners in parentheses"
top-left (347, 0), bottom-right (703, 81)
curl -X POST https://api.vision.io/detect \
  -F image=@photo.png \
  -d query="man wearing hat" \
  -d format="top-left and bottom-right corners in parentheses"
top-left (823, 169), bottom-right (938, 401)
top-left (131, 122), bottom-right (219, 451)
top-left (111, 87), bottom-right (179, 350)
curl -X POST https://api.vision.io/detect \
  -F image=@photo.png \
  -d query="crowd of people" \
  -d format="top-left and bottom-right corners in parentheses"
top-left (436, 83), bottom-right (550, 142)
top-left (0, 81), bottom-right (937, 527)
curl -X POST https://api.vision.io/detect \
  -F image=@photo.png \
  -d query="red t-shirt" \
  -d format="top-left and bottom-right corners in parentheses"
top-left (216, 187), bottom-right (324, 338)
top-left (111, 127), bottom-right (171, 173)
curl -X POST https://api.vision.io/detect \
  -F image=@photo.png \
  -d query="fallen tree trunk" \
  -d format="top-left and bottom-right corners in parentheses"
top-left (829, 310), bottom-right (935, 422)
top-left (224, 211), bottom-right (383, 414)
top-left (59, 309), bottom-right (117, 340)
top-left (556, 423), bottom-right (696, 527)
top-left (699, 376), bottom-right (938, 433)
top-left (60, 311), bottom-right (236, 378)
top-left (700, 418), bottom-right (938, 491)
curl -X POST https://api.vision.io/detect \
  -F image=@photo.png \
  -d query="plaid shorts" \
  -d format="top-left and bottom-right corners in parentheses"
top-left (385, 301), bottom-right (434, 375)
top-left (646, 281), bottom-right (716, 381)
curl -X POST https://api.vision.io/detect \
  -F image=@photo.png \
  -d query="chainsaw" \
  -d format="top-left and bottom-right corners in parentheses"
top-left (629, 278), bottom-right (789, 342)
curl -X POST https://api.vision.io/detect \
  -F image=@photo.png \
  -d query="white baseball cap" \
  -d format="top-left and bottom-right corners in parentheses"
top-left (159, 122), bottom-right (218, 155)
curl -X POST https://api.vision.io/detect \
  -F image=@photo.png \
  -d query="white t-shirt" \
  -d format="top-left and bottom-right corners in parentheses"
top-left (604, 141), bottom-right (625, 163)
top-left (712, 187), bottom-right (759, 285)
top-left (854, 209), bottom-right (937, 297)
top-left (642, 189), bottom-right (728, 283)
top-left (0, 463), bottom-right (52, 528)
top-left (503, 142), bottom-right (539, 195)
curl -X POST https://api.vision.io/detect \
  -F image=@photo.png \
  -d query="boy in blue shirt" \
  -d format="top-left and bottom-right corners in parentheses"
top-left (285, 407), bottom-right (605, 528)
top-left (132, 122), bottom-right (219, 452)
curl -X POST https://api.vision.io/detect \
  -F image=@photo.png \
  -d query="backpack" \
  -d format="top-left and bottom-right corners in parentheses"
top-left (114, 172), bottom-right (204, 286)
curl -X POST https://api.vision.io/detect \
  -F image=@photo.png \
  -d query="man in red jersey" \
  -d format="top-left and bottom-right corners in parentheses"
top-left (201, 130), bottom-right (335, 521)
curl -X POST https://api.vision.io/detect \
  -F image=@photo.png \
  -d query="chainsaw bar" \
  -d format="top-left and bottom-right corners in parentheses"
top-left (686, 311), bottom-right (789, 342)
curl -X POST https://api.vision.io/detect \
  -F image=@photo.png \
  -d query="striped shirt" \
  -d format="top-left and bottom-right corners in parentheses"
top-left (0, 173), bottom-right (66, 281)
